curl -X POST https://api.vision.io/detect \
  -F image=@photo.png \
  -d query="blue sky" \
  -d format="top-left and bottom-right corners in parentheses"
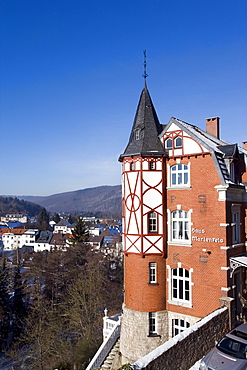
top-left (1, 0), bottom-right (246, 196)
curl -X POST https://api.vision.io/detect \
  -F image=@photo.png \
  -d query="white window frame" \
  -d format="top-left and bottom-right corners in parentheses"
top-left (149, 262), bottom-right (157, 284)
top-left (149, 312), bottom-right (157, 335)
top-left (172, 318), bottom-right (190, 337)
top-left (168, 267), bottom-right (192, 307)
top-left (134, 129), bottom-right (140, 140)
top-left (148, 211), bottom-right (158, 233)
top-left (172, 210), bottom-right (189, 242)
top-left (174, 136), bottom-right (182, 148)
top-left (171, 164), bottom-right (189, 187)
top-left (165, 138), bottom-right (172, 149)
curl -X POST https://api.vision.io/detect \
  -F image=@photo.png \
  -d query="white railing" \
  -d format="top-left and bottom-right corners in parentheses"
top-left (86, 315), bottom-right (121, 370)
top-left (103, 313), bottom-right (121, 340)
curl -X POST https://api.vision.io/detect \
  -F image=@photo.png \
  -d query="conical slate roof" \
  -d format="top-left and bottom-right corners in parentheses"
top-left (120, 82), bottom-right (165, 158)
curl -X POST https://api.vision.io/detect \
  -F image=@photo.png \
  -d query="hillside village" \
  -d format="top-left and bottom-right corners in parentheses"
top-left (0, 212), bottom-right (122, 258)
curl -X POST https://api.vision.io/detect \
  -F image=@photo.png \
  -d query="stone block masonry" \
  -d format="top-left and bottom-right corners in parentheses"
top-left (120, 304), bottom-right (169, 364)
top-left (132, 306), bottom-right (229, 370)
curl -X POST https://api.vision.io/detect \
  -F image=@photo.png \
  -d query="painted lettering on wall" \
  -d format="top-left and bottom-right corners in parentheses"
top-left (192, 228), bottom-right (224, 243)
top-left (192, 236), bottom-right (224, 243)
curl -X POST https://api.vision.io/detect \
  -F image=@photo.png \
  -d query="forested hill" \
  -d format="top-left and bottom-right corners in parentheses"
top-left (0, 196), bottom-right (43, 216)
top-left (18, 185), bottom-right (122, 218)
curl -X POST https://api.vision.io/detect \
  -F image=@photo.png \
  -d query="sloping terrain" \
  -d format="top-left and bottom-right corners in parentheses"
top-left (19, 185), bottom-right (122, 218)
top-left (0, 196), bottom-right (42, 216)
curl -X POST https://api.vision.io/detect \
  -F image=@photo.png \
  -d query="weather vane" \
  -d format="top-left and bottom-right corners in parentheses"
top-left (142, 50), bottom-right (148, 79)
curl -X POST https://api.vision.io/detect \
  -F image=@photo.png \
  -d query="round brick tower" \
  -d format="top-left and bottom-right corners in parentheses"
top-left (119, 82), bottom-right (168, 363)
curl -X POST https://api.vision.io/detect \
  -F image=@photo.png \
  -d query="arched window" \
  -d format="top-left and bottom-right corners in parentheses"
top-left (174, 136), bottom-right (182, 148)
top-left (172, 319), bottom-right (190, 336)
top-left (171, 267), bottom-right (190, 303)
top-left (171, 164), bottom-right (189, 186)
top-left (148, 211), bottom-right (157, 233)
top-left (172, 210), bottom-right (189, 241)
top-left (165, 138), bottom-right (172, 149)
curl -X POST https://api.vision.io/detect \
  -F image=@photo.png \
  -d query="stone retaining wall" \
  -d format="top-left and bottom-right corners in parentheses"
top-left (132, 306), bottom-right (229, 370)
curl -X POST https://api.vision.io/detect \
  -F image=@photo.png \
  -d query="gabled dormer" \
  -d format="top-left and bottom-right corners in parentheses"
top-left (217, 144), bottom-right (246, 185)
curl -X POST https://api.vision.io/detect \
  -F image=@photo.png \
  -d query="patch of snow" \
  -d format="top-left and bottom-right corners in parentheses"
top-left (132, 307), bottom-right (226, 369)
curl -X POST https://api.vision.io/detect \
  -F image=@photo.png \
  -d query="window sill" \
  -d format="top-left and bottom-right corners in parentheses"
top-left (168, 242), bottom-right (192, 247)
top-left (167, 186), bottom-right (191, 190)
top-left (147, 333), bottom-right (161, 338)
top-left (168, 299), bottom-right (192, 308)
top-left (148, 283), bottom-right (159, 286)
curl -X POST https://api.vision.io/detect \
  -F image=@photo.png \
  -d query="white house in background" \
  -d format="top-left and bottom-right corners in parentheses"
top-left (86, 222), bottom-right (101, 236)
top-left (20, 229), bottom-right (39, 248)
top-left (0, 213), bottom-right (28, 223)
top-left (49, 220), bottom-right (56, 229)
top-left (33, 230), bottom-right (53, 252)
top-left (2, 229), bottom-right (27, 250)
top-left (54, 220), bottom-right (73, 234)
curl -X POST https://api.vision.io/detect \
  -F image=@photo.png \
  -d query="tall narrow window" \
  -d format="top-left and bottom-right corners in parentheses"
top-left (148, 212), bottom-right (157, 233)
top-left (232, 206), bottom-right (240, 244)
top-left (150, 161), bottom-right (155, 170)
top-left (171, 268), bottom-right (190, 303)
top-left (149, 312), bottom-right (156, 335)
top-left (230, 162), bottom-right (236, 183)
top-left (171, 164), bottom-right (189, 186)
top-left (130, 162), bottom-right (135, 171)
top-left (172, 210), bottom-right (189, 241)
top-left (149, 262), bottom-right (157, 284)
top-left (135, 129), bottom-right (140, 140)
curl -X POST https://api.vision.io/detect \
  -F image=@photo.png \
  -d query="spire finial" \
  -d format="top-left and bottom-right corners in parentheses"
top-left (142, 50), bottom-right (148, 80)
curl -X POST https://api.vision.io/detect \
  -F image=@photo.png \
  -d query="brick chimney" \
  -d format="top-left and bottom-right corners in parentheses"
top-left (205, 117), bottom-right (220, 139)
top-left (242, 141), bottom-right (247, 150)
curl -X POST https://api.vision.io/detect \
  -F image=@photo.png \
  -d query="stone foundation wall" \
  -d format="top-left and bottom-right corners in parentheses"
top-left (134, 307), bottom-right (229, 370)
top-left (119, 304), bottom-right (169, 363)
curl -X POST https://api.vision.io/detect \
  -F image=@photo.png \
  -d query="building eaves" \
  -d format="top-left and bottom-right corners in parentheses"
top-left (161, 117), bottom-right (235, 186)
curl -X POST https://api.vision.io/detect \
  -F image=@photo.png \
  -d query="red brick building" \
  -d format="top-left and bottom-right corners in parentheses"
top-left (119, 82), bottom-right (247, 363)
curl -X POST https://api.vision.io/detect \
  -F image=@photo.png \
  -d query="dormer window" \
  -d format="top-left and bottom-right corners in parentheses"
top-left (165, 138), bottom-right (172, 149)
top-left (134, 129), bottom-right (141, 140)
top-left (174, 136), bottom-right (182, 148)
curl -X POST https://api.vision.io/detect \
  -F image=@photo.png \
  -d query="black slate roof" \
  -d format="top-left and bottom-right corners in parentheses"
top-left (217, 144), bottom-right (239, 159)
top-left (120, 82), bottom-right (165, 158)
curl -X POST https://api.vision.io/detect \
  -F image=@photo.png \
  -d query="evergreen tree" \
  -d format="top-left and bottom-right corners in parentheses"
top-left (67, 214), bottom-right (73, 224)
top-left (53, 213), bottom-right (60, 223)
top-left (12, 265), bottom-right (27, 340)
top-left (0, 258), bottom-right (11, 350)
top-left (37, 208), bottom-right (50, 230)
top-left (69, 217), bottom-right (89, 246)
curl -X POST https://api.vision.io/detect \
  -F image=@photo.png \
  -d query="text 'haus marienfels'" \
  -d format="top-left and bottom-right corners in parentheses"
top-left (118, 81), bottom-right (247, 363)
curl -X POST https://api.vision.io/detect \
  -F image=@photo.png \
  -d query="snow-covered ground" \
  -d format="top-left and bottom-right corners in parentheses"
top-left (189, 359), bottom-right (201, 369)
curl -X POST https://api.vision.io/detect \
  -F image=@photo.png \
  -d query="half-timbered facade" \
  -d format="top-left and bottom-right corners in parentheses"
top-left (119, 82), bottom-right (247, 363)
